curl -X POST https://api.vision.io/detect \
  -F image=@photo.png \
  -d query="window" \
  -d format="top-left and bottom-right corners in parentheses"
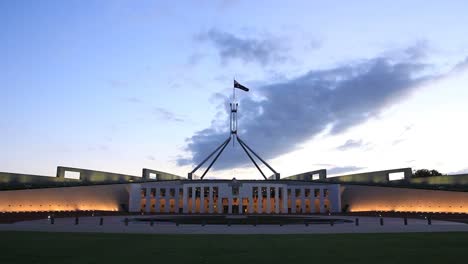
top-left (261, 187), bottom-right (267, 198)
top-left (323, 189), bottom-right (329, 198)
top-left (232, 186), bottom-right (239, 196)
top-left (305, 188), bottom-right (311, 197)
top-left (195, 187), bottom-right (201, 198)
top-left (140, 188), bottom-right (147, 198)
top-left (64, 171), bottom-right (80, 179)
top-left (169, 188), bottom-right (175, 197)
top-left (278, 188), bottom-right (283, 199)
top-left (389, 172), bottom-right (405, 181)
top-left (295, 189), bottom-right (301, 197)
top-left (252, 187), bottom-right (258, 198)
top-left (150, 188), bottom-right (156, 198)
top-left (160, 188), bottom-right (166, 197)
top-left (270, 187), bottom-right (275, 197)
top-left (188, 187), bottom-right (193, 198)
top-left (149, 173), bottom-right (157, 180)
top-left (213, 187), bottom-right (218, 198)
top-left (314, 188), bottom-right (320, 197)
top-left (204, 187), bottom-right (210, 197)
top-left (312, 173), bottom-right (320, 180)
top-left (179, 188), bottom-right (183, 196)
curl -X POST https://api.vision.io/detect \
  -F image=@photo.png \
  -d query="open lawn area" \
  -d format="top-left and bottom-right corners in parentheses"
top-left (0, 231), bottom-right (467, 264)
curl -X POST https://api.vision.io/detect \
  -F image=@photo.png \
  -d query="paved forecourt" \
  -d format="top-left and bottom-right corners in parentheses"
top-left (1, 215), bottom-right (467, 234)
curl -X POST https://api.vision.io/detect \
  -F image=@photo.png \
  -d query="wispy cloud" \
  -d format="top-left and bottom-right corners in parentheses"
top-left (196, 28), bottom-right (288, 66)
top-left (336, 139), bottom-right (368, 151)
top-left (154, 107), bottom-right (184, 122)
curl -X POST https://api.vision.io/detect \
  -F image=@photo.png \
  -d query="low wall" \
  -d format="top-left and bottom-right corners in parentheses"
top-left (0, 184), bottom-right (131, 212)
top-left (342, 185), bottom-right (468, 213)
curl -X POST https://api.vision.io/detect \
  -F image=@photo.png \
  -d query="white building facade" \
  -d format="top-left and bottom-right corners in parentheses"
top-left (129, 180), bottom-right (341, 214)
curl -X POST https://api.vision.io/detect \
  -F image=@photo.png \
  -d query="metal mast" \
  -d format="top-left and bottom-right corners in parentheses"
top-left (188, 80), bottom-right (280, 180)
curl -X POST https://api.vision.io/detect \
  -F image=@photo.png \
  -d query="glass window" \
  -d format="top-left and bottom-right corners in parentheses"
top-left (324, 189), bottom-right (329, 198)
top-left (160, 188), bottom-right (166, 197)
top-left (169, 188), bottom-right (175, 197)
top-left (252, 187), bottom-right (258, 198)
top-left (314, 188), bottom-right (320, 197)
top-left (305, 188), bottom-right (311, 198)
top-left (232, 186), bottom-right (239, 196)
top-left (195, 187), bottom-right (201, 198)
top-left (261, 187), bottom-right (267, 198)
top-left (295, 188), bottom-right (301, 197)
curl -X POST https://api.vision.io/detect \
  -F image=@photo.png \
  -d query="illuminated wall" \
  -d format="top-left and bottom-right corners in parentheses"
top-left (0, 184), bottom-right (130, 212)
top-left (342, 185), bottom-right (468, 213)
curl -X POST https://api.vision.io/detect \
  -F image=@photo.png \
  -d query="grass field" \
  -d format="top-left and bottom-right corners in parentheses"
top-left (0, 231), bottom-right (467, 264)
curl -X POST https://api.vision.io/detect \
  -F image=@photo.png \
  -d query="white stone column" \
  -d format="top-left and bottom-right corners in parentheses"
top-left (310, 189), bottom-right (315, 214)
top-left (319, 188), bottom-right (325, 213)
top-left (145, 188), bottom-right (151, 213)
top-left (175, 189), bottom-right (180, 214)
top-left (192, 187), bottom-right (196, 213)
top-left (155, 188), bottom-right (160, 213)
top-left (291, 188), bottom-right (297, 214)
top-left (258, 187), bottom-right (263, 214)
top-left (182, 186), bottom-right (188, 214)
top-left (301, 188), bottom-right (306, 214)
top-left (200, 186), bottom-right (205, 214)
top-left (249, 186), bottom-right (254, 214)
top-left (275, 187), bottom-right (280, 214)
top-left (209, 187), bottom-right (213, 214)
top-left (164, 198), bottom-right (169, 213)
top-left (217, 194), bottom-right (222, 214)
top-left (266, 185), bottom-right (271, 214)
top-left (282, 188), bottom-right (288, 214)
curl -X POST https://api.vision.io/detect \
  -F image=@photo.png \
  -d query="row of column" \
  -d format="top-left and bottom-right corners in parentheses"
top-left (140, 185), bottom-right (330, 214)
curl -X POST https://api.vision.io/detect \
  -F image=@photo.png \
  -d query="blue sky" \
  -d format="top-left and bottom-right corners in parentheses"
top-left (2, 0), bottom-right (468, 179)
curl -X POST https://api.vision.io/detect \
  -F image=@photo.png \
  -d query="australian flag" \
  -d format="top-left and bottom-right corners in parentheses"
top-left (234, 80), bottom-right (249, 92)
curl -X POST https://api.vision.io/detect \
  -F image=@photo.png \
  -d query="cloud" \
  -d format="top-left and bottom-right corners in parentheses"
top-left (154, 107), bottom-right (184, 122)
top-left (449, 168), bottom-right (468, 175)
top-left (336, 139), bottom-right (366, 151)
top-left (178, 53), bottom-right (457, 170)
top-left (327, 166), bottom-right (366, 175)
top-left (197, 29), bottom-right (288, 65)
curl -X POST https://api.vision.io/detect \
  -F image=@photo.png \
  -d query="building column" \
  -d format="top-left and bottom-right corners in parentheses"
top-left (145, 188), bottom-right (151, 213)
top-left (182, 186), bottom-right (188, 214)
top-left (275, 187), bottom-right (280, 214)
top-left (200, 186), bottom-right (205, 214)
top-left (249, 186), bottom-right (254, 214)
top-left (291, 189), bottom-right (297, 214)
top-left (192, 187), bottom-right (196, 213)
top-left (155, 188), bottom-right (160, 213)
top-left (164, 198), bottom-right (169, 213)
top-left (175, 189), bottom-right (180, 214)
top-left (301, 188), bottom-right (306, 214)
top-left (282, 188), bottom-right (288, 214)
top-left (217, 194), bottom-right (222, 214)
top-left (208, 187), bottom-right (214, 214)
top-left (319, 188), bottom-right (325, 213)
top-left (310, 189), bottom-right (314, 214)
top-left (266, 185), bottom-right (271, 214)
top-left (258, 187), bottom-right (263, 214)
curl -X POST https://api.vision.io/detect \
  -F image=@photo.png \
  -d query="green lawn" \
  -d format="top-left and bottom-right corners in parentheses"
top-left (0, 232), bottom-right (467, 264)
